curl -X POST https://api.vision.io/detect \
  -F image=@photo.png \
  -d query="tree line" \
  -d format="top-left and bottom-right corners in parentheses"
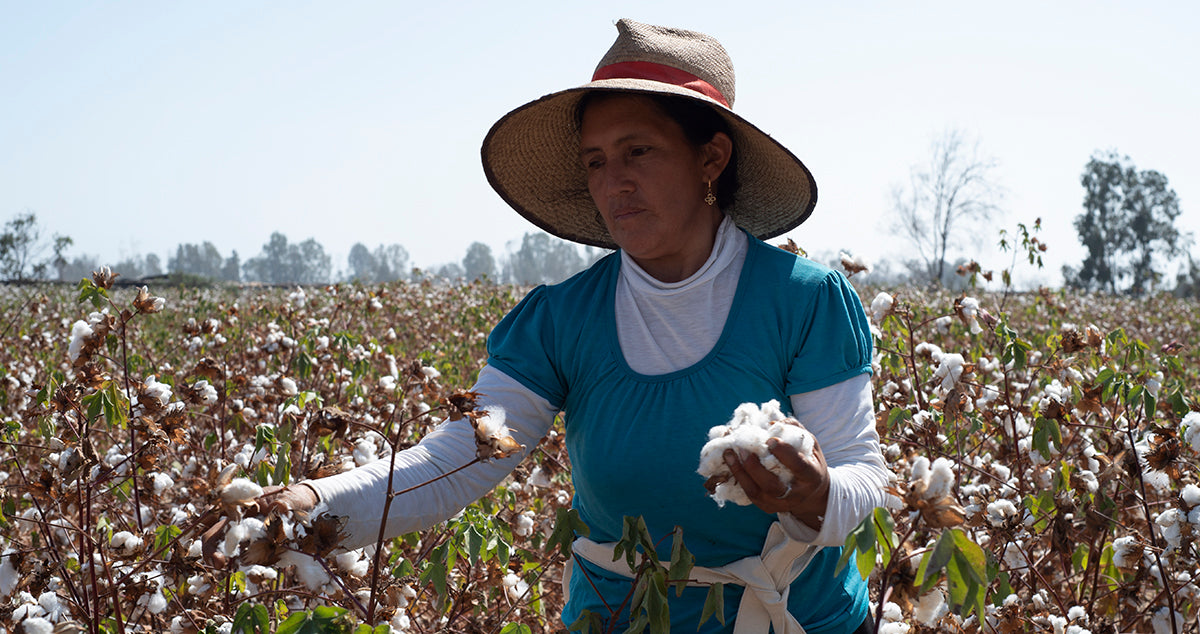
top-left (2, 219), bottom-right (609, 287)
top-left (3, 145), bottom-right (1193, 294)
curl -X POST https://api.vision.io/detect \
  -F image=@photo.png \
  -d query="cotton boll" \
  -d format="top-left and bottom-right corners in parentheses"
top-left (335, 549), bottom-right (370, 577)
top-left (19, 617), bottom-right (54, 634)
top-left (513, 511), bottom-right (536, 537)
top-left (503, 572), bottom-right (530, 602)
top-left (353, 438), bottom-right (379, 466)
top-left (1183, 484), bottom-right (1200, 508)
top-left (138, 588), bottom-right (169, 614)
top-left (933, 353), bottom-right (965, 391)
top-left (222, 517), bottom-right (266, 558)
top-left (914, 589), bottom-right (947, 625)
top-left (1111, 536), bottom-right (1140, 569)
top-left (986, 500), bottom-right (1018, 526)
top-left (697, 401), bottom-right (814, 506)
top-left (1, 547), bottom-right (19, 597)
top-left (150, 472), bottom-right (175, 495)
top-left (186, 573), bottom-right (211, 595)
top-left (279, 550), bottom-right (331, 591)
top-left (1152, 607), bottom-right (1183, 634)
top-left (925, 458), bottom-right (956, 499)
top-left (111, 531), bottom-right (145, 556)
top-left (220, 478), bottom-right (264, 505)
top-left (36, 592), bottom-right (64, 621)
top-left (1182, 412), bottom-right (1200, 452)
top-left (1067, 605), bottom-right (1088, 624)
top-left (871, 292), bottom-right (894, 323)
top-left (528, 466), bottom-right (551, 488)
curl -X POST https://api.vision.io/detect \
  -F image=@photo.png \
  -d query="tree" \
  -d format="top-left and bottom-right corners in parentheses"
top-left (0, 211), bottom-right (73, 281)
top-left (221, 251), bottom-right (241, 282)
top-left (504, 232), bottom-right (586, 285)
top-left (373, 244), bottom-right (409, 282)
top-left (345, 243), bottom-right (409, 283)
top-left (347, 243), bottom-right (377, 282)
top-left (243, 232), bottom-right (332, 285)
top-left (57, 254), bottom-right (99, 283)
top-left (1064, 151), bottom-right (1190, 295)
top-left (111, 253), bottom-right (164, 279)
top-left (891, 129), bottom-right (1003, 286)
top-left (462, 242), bottom-right (496, 281)
top-left (169, 242), bottom-right (226, 279)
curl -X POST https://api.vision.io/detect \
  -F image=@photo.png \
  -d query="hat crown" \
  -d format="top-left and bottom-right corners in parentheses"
top-left (594, 19), bottom-right (736, 107)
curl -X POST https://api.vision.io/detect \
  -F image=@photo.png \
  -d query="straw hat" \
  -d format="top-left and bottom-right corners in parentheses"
top-left (481, 18), bottom-right (817, 250)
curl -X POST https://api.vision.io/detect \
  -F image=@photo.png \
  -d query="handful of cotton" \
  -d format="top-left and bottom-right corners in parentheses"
top-left (697, 400), bottom-right (814, 507)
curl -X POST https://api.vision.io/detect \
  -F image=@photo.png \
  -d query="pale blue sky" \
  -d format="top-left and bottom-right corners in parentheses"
top-left (3, 1), bottom-right (1197, 286)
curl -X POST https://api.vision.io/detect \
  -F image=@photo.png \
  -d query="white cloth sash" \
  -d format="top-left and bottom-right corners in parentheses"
top-left (563, 521), bottom-right (819, 634)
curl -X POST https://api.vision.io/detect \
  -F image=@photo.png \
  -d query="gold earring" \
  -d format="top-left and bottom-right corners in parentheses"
top-left (705, 181), bottom-right (716, 206)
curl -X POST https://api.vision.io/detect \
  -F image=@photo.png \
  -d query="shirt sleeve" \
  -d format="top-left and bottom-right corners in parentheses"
top-left (485, 285), bottom-right (568, 409)
top-left (777, 373), bottom-right (896, 546)
top-left (304, 365), bottom-right (559, 550)
top-left (785, 271), bottom-right (873, 395)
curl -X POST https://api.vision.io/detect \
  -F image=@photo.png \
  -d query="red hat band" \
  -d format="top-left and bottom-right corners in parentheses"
top-left (591, 61), bottom-right (731, 108)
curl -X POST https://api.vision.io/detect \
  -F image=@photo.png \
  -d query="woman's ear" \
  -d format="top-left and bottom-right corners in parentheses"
top-left (701, 131), bottom-right (734, 181)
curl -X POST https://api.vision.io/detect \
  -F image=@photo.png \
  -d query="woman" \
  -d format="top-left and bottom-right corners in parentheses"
top-left (241, 19), bottom-right (890, 633)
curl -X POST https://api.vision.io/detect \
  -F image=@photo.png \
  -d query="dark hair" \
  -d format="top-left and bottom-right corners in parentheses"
top-left (576, 92), bottom-right (739, 209)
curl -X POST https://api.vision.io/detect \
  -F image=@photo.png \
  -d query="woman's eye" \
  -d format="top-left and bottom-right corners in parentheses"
top-left (585, 158), bottom-right (604, 170)
top-left (630, 146), bottom-right (650, 157)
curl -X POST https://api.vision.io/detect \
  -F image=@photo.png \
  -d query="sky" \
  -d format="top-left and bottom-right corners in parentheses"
top-left (3, 1), bottom-right (1197, 288)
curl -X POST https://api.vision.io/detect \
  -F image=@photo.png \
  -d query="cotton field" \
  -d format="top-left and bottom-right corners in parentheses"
top-left (1, 269), bottom-right (1199, 634)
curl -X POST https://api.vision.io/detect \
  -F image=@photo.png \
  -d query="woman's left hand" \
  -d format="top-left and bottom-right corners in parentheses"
top-left (721, 437), bottom-right (831, 531)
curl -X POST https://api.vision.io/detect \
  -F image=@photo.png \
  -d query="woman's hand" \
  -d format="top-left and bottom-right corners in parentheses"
top-left (721, 437), bottom-right (831, 531)
top-left (199, 483), bottom-right (319, 567)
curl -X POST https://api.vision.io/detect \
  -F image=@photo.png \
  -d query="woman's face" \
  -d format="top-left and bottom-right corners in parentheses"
top-left (579, 94), bottom-right (730, 281)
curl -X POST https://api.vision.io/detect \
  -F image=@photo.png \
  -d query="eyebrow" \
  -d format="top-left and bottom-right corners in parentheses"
top-left (579, 132), bottom-right (645, 157)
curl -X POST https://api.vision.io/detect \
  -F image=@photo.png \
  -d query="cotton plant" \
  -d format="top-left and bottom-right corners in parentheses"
top-left (697, 400), bottom-right (814, 507)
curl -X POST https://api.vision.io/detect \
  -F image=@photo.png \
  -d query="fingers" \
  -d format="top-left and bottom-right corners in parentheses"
top-left (721, 440), bottom-right (831, 518)
top-left (767, 438), bottom-right (827, 485)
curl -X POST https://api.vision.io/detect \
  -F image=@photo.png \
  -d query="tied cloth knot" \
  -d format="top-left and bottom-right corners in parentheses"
top-left (565, 521), bottom-right (819, 634)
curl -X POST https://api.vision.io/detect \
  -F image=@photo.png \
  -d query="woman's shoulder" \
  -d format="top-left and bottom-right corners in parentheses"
top-left (508, 251), bottom-right (619, 315)
top-left (746, 234), bottom-right (840, 287)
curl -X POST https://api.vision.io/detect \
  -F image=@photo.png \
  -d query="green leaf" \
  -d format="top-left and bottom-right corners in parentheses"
top-left (666, 528), bottom-right (694, 597)
top-left (419, 558), bottom-right (447, 598)
top-left (465, 524), bottom-right (484, 564)
top-left (1023, 491), bottom-right (1056, 532)
top-left (872, 507), bottom-right (896, 568)
top-left (391, 558), bottom-right (414, 578)
top-left (835, 515), bottom-right (874, 577)
top-left (499, 624), bottom-right (532, 634)
top-left (915, 531), bottom-right (955, 592)
top-left (946, 530), bottom-right (989, 619)
top-left (153, 524), bottom-right (182, 554)
top-left (1032, 417), bottom-right (1061, 459)
top-left (699, 582), bottom-right (726, 627)
top-left (567, 610), bottom-right (603, 633)
top-left (548, 507), bottom-right (589, 559)
top-left (1072, 543), bottom-right (1089, 572)
top-left (649, 576), bottom-right (670, 633)
top-left (232, 603), bottom-right (269, 634)
top-left (274, 613), bottom-right (308, 634)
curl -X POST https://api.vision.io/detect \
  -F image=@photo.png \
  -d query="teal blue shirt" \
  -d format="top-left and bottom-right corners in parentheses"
top-left (487, 234), bottom-right (873, 633)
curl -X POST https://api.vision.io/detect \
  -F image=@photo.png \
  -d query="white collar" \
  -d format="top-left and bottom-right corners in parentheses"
top-left (619, 215), bottom-right (744, 294)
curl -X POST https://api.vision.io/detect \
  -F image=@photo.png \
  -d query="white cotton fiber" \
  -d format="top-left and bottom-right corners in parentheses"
top-left (697, 400), bottom-right (815, 507)
top-left (279, 549), bottom-right (332, 591)
top-left (220, 478), bottom-right (264, 505)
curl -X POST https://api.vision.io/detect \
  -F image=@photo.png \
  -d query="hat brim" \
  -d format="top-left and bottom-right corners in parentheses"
top-left (481, 78), bottom-right (817, 250)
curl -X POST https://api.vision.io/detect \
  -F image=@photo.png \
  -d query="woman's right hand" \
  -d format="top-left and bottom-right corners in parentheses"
top-left (199, 483), bottom-right (319, 567)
